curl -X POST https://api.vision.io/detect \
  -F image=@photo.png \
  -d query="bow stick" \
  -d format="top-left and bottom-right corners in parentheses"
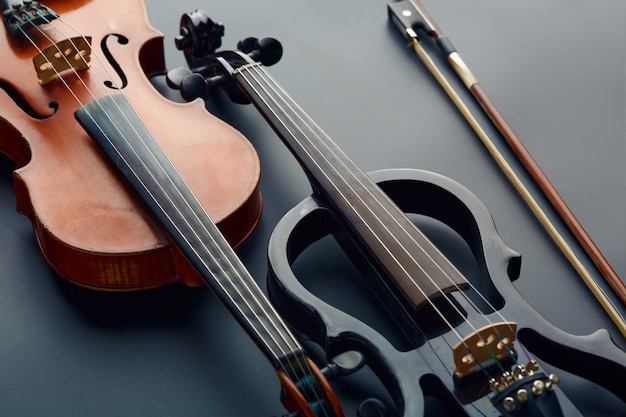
top-left (388, 0), bottom-right (626, 335)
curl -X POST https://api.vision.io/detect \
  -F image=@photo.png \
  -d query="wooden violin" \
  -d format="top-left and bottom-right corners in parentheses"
top-left (0, 0), bottom-right (261, 290)
top-left (167, 10), bottom-right (626, 417)
top-left (1, 1), bottom-right (347, 416)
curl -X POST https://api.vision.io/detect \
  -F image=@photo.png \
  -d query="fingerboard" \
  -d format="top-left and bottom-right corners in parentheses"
top-left (75, 94), bottom-right (304, 370)
top-left (229, 57), bottom-right (468, 309)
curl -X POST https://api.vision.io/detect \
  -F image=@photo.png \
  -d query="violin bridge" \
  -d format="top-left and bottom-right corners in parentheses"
top-left (452, 322), bottom-right (517, 378)
top-left (33, 37), bottom-right (92, 85)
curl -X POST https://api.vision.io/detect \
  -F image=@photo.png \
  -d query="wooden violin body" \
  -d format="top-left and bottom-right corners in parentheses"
top-left (0, 0), bottom-right (261, 290)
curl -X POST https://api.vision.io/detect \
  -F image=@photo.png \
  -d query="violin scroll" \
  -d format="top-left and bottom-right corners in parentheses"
top-left (166, 9), bottom-right (282, 102)
top-left (174, 9), bottom-right (224, 59)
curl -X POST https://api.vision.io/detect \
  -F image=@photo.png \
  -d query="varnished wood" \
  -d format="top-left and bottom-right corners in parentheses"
top-left (0, 0), bottom-right (261, 290)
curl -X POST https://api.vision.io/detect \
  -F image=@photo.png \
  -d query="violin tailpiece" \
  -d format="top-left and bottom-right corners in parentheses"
top-left (3, 1), bottom-right (58, 36)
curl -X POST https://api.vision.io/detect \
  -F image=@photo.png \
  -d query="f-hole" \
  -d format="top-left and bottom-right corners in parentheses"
top-left (101, 33), bottom-right (129, 90)
top-left (0, 79), bottom-right (58, 120)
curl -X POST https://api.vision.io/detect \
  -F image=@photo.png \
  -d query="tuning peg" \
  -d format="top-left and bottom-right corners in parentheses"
top-left (257, 38), bottom-right (283, 66)
top-left (237, 37), bottom-right (259, 54)
top-left (179, 73), bottom-right (208, 100)
top-left (179, 73), bottom-right (229, 101)
top-left (237, 37), bottom-right (283, 66)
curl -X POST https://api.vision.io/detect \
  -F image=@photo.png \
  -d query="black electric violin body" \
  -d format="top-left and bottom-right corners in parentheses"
top-left (166, 11), bottom-right (626, 416)
top-left (268, 168), bottom-right (626, 416)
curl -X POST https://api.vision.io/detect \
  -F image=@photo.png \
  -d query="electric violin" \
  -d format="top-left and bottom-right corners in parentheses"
top-left (167, 10), bottom-right (626, 417)
top-left (0, 2), bottom-right (347, 416)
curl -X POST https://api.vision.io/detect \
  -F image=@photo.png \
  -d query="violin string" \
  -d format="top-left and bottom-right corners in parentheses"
top-left (19, 10), bottom-right (326, 402)
top-left (236, 65), bottom-right (468, 337)
top-left (241, 65), bottom-right (474, 318)
top-left (243, 63), bottom-right (517, 340)
top-left (51, 18), bottom-right (318, 388)
top-left (236, 67), bottom-right (515, 378)
top-left (240, 65), bottom-right (526, 375)
top-left (43, 16), bottom-right (302, 360)
top-left (237, 62), bottom-right (526, 369)
top-left (38, 21), bottom-right (321, 406)
top-left (252, 59), bottom-right (526, 366)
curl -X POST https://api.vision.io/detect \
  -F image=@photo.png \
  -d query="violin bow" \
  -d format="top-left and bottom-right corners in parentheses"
top-left (388, 1), bottom-right (626, 334)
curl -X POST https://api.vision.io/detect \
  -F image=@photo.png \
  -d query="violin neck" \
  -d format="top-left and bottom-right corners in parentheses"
top-left (230, 59), bottom-right (468, 309)
top-left (74, 94), bottom-right (303, 371)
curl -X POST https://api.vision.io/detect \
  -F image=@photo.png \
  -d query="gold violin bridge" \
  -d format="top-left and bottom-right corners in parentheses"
top-left (33, 36), bottom-right (92, 85)
top-left (452, 322), bottom-right (517, 378)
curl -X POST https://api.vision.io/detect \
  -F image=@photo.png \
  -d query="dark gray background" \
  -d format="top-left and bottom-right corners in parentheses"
top-left (1, 0), bottom-right (625, 416)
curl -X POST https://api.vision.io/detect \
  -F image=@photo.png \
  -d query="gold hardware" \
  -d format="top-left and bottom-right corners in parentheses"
top-left (452, 322), bottom-right (517, 377)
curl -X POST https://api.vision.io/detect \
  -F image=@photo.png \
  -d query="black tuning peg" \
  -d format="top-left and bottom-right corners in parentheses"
top-left (179, 73), bottom-right (229, 101)
top-left (237, 37), bottom-right (259, 54)
top-left (257, 38), bottom-right (283, 66)
top-left (174, 10), bottom-right (224, 57)
top-left (237, 37), bottom-right (283, 66)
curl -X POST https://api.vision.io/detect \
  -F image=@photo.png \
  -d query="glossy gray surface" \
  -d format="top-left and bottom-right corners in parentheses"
top-left (1, 1), bottom-right (625, 416)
